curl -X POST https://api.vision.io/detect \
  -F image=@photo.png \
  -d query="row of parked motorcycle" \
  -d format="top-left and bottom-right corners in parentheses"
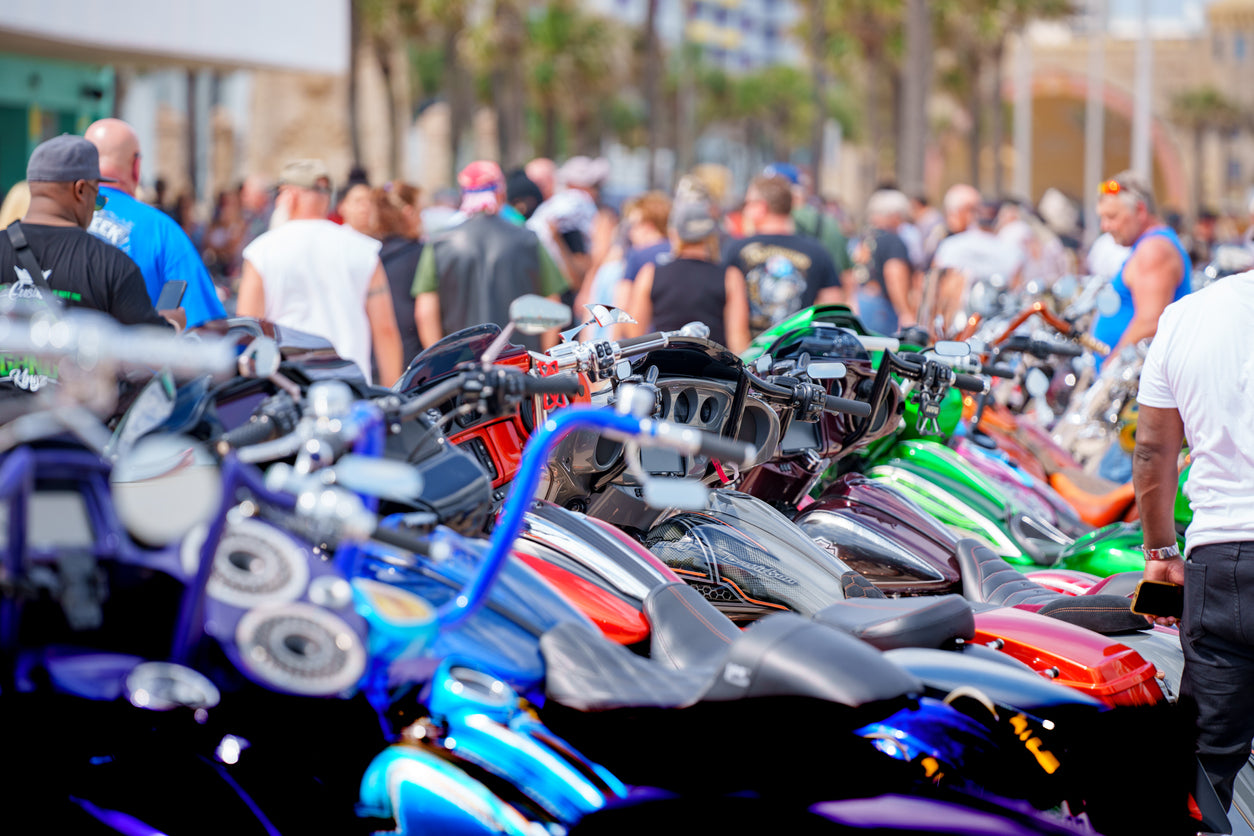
top-left (0, 273), bottom-right (1242, 835)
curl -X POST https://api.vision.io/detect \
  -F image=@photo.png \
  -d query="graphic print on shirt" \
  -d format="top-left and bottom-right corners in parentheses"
top-left (738, 242), bottom-right (812, 331)
top-left (8, 265), bottom-right (50, 302)
top-left (0, 265), bottom-right (57, 391)
top-left (89, 212), bottom-right (135, 254)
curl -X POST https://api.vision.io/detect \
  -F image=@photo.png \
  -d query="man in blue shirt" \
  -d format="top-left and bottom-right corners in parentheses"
top-left (85, 118), bottom-right (226, 329)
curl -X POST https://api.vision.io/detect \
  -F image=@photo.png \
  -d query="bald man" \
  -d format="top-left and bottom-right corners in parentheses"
top-left (85, 118), bottom-right (225, 328)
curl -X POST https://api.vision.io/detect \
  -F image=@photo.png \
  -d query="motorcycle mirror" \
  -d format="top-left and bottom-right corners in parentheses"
top-left (332, 454), bottom-right (425, 504)
top-left (126, 662), bottom-right (221, 711)
top-left (807, 361), bottom-right (848, 380)
top-left (509, 295), bottom-right (572, 335)
top-left (678, 321), bottom-right (710, 339)
top-left (111, 434), bottom-right (221, 547)
top-left (1024, 367), bottom-right (1051, 399)
top-left (588, 303), bottom-right (635, 328)
top-left (754, 354), bottom-right (773, 376)
top-left (1096, 285), bottom-right (1122, 318)
top-left (615, 359), bottom-right (633, 381)
top-left (932, 340), bottom-right (971, 358)
top-left (238, 337), bottom-right (281, 379)
top-left (643, 478), bottom-right (710, 511)
top-left (1053, 275), bottom-right (1078, 299)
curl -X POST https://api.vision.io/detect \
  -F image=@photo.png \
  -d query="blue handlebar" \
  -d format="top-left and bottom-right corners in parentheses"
top-left (438, 406), bottom-right (650, 630)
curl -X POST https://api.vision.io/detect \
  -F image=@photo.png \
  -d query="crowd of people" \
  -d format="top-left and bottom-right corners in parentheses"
top-left (5, 123), bottom-right (1251, 391)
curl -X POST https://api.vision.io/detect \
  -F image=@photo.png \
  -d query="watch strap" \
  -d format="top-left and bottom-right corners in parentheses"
top-left (1141, 543), bottom-right (1182, 561)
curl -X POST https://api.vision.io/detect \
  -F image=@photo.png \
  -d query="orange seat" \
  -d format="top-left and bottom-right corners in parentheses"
top-left (1048, 467), bottom-right (1137, 528)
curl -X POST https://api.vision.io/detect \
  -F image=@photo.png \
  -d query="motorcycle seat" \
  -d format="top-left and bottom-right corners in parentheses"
top-left (811, 595), bottom-right (975, 651)
top-left (541, 611), bottom-right (921, 714)
top-left (645, 582), bottom-right (741, 670)
top-left (956, 539), bottom-right (1149, 634)
top-left (1048, 467), bottom-right (1136, 528)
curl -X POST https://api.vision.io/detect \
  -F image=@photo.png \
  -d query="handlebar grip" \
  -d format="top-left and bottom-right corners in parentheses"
top-left (1077, 333), bottom-right (1111, 356)
top-left (983, 362), bottom-right (1018, 379)
top-left (694, 432), bottom-right (757, 467)
top-left (370, 523), bottom-right (431, 557)
top-left (1035, 339), bottom-right (1084, 359)
top-left (616, 335), bottom-right (658, 352)
top-left (952, 373), bottom-right (990, 394)
top-left (824, 393), bottom-right (873, 418)
top-left (524, 372), bottom-right (583, 397)
top-left (219, 416), bottom-right (279, 449)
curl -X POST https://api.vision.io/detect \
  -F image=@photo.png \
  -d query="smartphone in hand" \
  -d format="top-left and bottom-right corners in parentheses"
top-left (155, 280), bottom-right (188, 310)
top-left (1131, 579), bottom-right (1184, 620)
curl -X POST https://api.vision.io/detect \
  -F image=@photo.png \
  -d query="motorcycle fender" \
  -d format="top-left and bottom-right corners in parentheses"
top-left (359, 746), bottom-right (544, 836)
top-left (972, 606), bottom-right (1164, 707)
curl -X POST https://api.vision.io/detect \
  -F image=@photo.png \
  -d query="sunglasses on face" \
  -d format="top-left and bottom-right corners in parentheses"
top-left (81, 180), bottom-right (107, 211)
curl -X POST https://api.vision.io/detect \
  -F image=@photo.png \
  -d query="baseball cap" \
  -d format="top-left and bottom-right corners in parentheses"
top-left (458, 161), bottom-right (504, 192)
top-left (763, 162), bottom-right (801, 186)
top-left (279, 159), bottom-right (333, 191)
top-left (27, 134), bottom-right (115, 183)
top-left (670, 199), bottom-right (717, 243)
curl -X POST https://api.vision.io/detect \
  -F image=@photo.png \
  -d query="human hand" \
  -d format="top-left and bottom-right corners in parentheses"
top-left (161, 307), bottom-right (187, 332)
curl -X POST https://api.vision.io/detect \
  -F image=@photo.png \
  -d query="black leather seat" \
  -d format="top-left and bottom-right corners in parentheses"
top-left (645, 582), bottom-right (740, 671)
top-left (955, 539), bottom-right (1148, 634)
top-left (812, 595), bottom-right (975, 651)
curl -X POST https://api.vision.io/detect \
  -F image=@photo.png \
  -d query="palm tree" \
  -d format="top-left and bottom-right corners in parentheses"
top-left (1170, 86), bottom-right (1247, 220)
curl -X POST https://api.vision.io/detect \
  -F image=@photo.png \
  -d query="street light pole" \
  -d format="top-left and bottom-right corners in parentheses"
top-left (1131, 0), bottom-right (1153, 181)
top-left (1083, 0), bottom-right (1107, 247)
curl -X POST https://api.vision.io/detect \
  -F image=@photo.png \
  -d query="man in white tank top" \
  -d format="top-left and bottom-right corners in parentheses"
top-left (236, 159), bottom-right (403, 385)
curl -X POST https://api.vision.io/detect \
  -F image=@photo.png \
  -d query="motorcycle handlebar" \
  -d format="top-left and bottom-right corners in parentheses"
top-left (1077, 332), bottom-right (1110, 356)
top-left (983, 362), bottom-right (1018, 379)
top-left (523, 372), bottom-right (583, 397)
top-left (824, 393), bottom-right (873, 418)
top-left (952, 373), bottom-right (990, 394)
top-left (219, 416), bottom-right (279, 450)
top-left (369, 522), bottom-right (431, 557)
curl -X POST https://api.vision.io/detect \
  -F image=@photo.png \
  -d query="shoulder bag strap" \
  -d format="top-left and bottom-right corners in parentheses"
top-left (6, 222), bottom-right (57, 293)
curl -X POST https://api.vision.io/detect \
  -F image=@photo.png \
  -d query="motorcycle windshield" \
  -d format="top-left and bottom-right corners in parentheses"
top-left (396, 324), bottom-right (502, 393)
top-left (647, 490), bottom-right (863, 618)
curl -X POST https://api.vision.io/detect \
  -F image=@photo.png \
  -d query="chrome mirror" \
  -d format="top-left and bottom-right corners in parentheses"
top-left (643, 478), bottom-right (710, 511)
top-left (806, 361), bottom-right (847, 380)
top-left (333, 454), bottom-right (424, 504)
top-left (1053, 275), bottom-right (1077, 299)
top-left (932, 340), bottom-right (971, 358)
top-left (1024, 367), bottom-right (1051, 399)
top-left (509, 295), bottom-right (572, 335)
top-left (111, 434), bottom-right (221, 547)
top-left (238, 337), bottom-right (281, 379)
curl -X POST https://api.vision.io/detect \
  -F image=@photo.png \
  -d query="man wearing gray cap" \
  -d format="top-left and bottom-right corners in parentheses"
top-left (0, 134), bottom-right (172, 391)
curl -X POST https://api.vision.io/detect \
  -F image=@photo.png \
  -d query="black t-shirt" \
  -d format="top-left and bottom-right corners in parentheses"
top-left (0, 222), bottom-right (168, 393)
top-left (723, 233), bottom-right (840, 335)
top-left (1, 223), bottom-right (169, 326)
top-left (378, 235), bottom-right (424, 374)
top-left (866, 228), bottom-right (911, 292)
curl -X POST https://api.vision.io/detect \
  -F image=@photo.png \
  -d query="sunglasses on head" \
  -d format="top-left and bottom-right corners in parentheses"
top-left (1099, 179), bottom-right (1142, 200)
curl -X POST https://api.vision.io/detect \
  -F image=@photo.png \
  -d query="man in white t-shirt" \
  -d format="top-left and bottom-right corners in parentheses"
top-left (926, 185), bottom-right (1023, 333)
top-left (236, 159), bottom-right (403, 385)
top-left (1133, 270), bottom-right (1254, 813)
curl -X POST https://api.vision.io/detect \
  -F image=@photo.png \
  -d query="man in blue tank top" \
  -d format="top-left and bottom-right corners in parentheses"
top-left (1091, 170), bottom-right (1191, 366)
top-left (1091, 171), bottom-right (1191, 481)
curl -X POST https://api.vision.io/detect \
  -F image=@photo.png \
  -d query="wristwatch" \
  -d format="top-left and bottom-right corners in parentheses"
top-left (1141, 543), bottom-right (1182, 561)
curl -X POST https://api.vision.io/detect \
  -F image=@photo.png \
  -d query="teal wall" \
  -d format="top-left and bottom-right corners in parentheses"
top-left (0, 54), bottom-right (115, 199)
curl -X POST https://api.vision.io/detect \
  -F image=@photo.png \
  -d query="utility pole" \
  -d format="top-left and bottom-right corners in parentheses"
top-left (1131, 0), bottom-right (1153, 182)
top-left (1083, 0), bottom-right (1107, 247)
top-left (1012, 31), bottom-right (1033, 202)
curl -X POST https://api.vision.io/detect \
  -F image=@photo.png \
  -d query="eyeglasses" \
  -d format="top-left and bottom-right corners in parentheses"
top-left (81, 180), bottom-right (107, 211)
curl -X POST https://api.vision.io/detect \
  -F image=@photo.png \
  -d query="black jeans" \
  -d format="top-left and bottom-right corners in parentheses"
top-left (1181, 541), bottom-right (1254, 810)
